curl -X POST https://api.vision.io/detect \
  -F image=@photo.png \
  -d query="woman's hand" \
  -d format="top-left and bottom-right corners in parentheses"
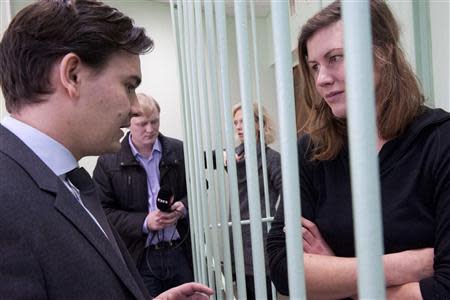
top-left (301, 217), bottom-right (335, 256)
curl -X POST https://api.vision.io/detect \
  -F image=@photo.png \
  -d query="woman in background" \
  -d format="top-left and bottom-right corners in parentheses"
top-left (267, 0), bottom-right (449, 299)
top-left (231, 103), bottom-right (282, 300)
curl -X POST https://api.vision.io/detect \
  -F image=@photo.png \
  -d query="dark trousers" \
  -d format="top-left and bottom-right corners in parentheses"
top-left (138, 246), bottom-right (193, 297)
top-left (245, 275), bottom-right (273, 300)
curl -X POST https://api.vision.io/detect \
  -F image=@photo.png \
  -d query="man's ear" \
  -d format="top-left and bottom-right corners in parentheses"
top-left (59, 53), bottom-right (82, 99)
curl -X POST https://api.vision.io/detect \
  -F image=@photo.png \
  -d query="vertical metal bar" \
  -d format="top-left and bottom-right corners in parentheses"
top-left (342, 1), bottom-right (386, 299)
top-left (270, 1), bottom-right (306, 298)
top-left (193, 2), bottom-right (223, 299)
top-left (249, 3), bottom-right (276, 299)
top-left (214, 1), bottom-right (247, 298)
top-left (234, 2), bottom-right (267, 299)
top-left (185, 1), bottom-right (209, 285)
top-left (181, 0), bottom-right (204, 283)
top-left (203, 1), bottom-right (234, 298)
top-left (170, 0), bottom-right (199, 280)
top-left (187, 1), bottom-right (217, 292)
top-left (412, 0), bottom-right (435, 106)
top-left (249, 1), bottom-right (272, 223)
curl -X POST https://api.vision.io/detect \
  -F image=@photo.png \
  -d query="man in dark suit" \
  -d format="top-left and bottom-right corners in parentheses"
top-left (0, 1), bottom-right (212, 299)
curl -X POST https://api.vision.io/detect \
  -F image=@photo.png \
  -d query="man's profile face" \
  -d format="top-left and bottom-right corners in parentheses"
top-left (76, 51), bottom-right (142, 156)
top-left (130, 109), bottom-right (160, 150)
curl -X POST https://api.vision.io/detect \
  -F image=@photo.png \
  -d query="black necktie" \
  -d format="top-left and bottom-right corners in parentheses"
top-left (66, 167), bottom-right (124, 262)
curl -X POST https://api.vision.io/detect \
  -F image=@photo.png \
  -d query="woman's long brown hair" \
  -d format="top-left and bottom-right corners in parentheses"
top-left (298, 0), bottom-right (424, 161)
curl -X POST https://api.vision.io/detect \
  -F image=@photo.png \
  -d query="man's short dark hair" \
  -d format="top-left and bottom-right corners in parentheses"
top-left (0, 0), bottom-right (154, 113)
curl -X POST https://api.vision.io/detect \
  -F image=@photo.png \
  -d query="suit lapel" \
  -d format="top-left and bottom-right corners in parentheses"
top-left (0, 125), bottom-right (145, 300)
top-left (54, 183), bottom-right (145, 299)
top-left (112, 227), bottom-right (152, 299)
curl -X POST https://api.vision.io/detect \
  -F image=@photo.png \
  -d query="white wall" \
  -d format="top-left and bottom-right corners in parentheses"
top-left (430, 0), bottom-right (450, 111)
top-left (387, 1), bottom-right (416, 68)
top-left (289, 0), bottom-right (322, 53)
top-left (0, 0), bottom-right (11, 121)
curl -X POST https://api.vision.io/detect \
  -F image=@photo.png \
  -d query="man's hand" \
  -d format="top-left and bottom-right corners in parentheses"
top-left (154, 282), bottom-right (213, 300)
top-left (302, 217), bottom-right (334, 256)
top-left (147, 202), bottom-right (184, 231)
top-left (171, 201), bottom-right (186, 220)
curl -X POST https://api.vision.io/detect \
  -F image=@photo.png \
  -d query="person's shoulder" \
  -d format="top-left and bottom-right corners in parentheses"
top-left (96, 151), bottom-right (120, 165)
top-left (0, 150), bottom-right (30, 178)
top-left (0, 152), bottom-right (40, 210)
top-left (266, 145), bottom-right (279, 154)
top-left (432, 111), bottom-right (450, 143)
top-left (160, 134), bottom-right (182, 144)
top-left (265, 146), bottom-right (281, 160)
top-left (159, 133), bottom-right (183, 149)
top-left (159, 134), bottom-right (185, 164)
top-left (0, 151), bottom-right (18, 179)
top-left (265, 146), bottom-right (281, 165)
top-left (414, 107), bottom-right (450, 129)
top-left (94, 145), bottom-right (128, 173)
top-left (409, 107), bottom-right (450, 141)
top-left (432, 108), bottom-right (450, 128)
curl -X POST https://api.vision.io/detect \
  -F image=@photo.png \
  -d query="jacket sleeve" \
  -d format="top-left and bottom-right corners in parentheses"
top-left (267, 148), bottom-right (282, 212)
top-left (180, 161), bottom-right (189, 212)
top-left (0, 216), bottom-right (47, 299)
top-left (266, 196), bottom-right (289, 295)
top-left (177, 145), bottom-right (189, 212)
top-left (93, 156), bottom-right (147, 240)
top-left (266, 136), bottom-right (317, 295)
top-left (419, 123), bottom-right (450, 298)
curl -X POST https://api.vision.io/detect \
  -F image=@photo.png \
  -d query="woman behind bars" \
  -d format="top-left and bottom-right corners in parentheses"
top-left (267, 0), bottom-right (450, 299)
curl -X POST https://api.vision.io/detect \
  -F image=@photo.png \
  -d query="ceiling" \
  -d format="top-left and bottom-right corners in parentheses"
top-left (153, 0), bottom-right (272, 18)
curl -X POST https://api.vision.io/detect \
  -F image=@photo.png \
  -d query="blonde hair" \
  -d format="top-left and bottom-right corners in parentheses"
top-left (232, 102), bottom-right (275, 145)
top-left (298, 0), bottom-right (424, 160)
top-left (136, 93), bottom-right (160, 116)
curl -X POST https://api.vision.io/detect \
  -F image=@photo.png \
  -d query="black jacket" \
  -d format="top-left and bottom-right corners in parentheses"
top-left (267, 107), bottom-right (450, 298)
top-left (235, 143), bottom-right (282, 275)
top-left (93, 132), bottom-right (191, 265)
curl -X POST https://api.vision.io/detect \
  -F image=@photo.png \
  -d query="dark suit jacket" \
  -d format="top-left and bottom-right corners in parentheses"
top-left (0, 125), bottom-right (151, 300)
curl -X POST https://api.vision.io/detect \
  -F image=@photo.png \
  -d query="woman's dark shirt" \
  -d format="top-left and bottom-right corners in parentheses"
top-left (267, 107), bottom-right (450, 299)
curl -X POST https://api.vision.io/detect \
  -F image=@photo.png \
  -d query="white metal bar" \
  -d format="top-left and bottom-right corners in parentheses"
top-left (214, 1), bottom-right (247, 298)
top-left (270, 1), bottom-right (306, 298)
top-left (203, 1), bottom-right (234, 298)
top-left (193, 2), bottom-right (223, 298)
top-left (234, 2), bottom-right (268, 299)
top-left (169, 0), bottom-right (199, 280)
top-left (342, 1), bottom-right (386, 298)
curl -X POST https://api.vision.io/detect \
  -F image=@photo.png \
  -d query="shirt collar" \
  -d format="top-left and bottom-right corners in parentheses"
top-left (129, 134), bottom-right (161, 159)
top-left (1, 116), bottom-right (78, 176)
